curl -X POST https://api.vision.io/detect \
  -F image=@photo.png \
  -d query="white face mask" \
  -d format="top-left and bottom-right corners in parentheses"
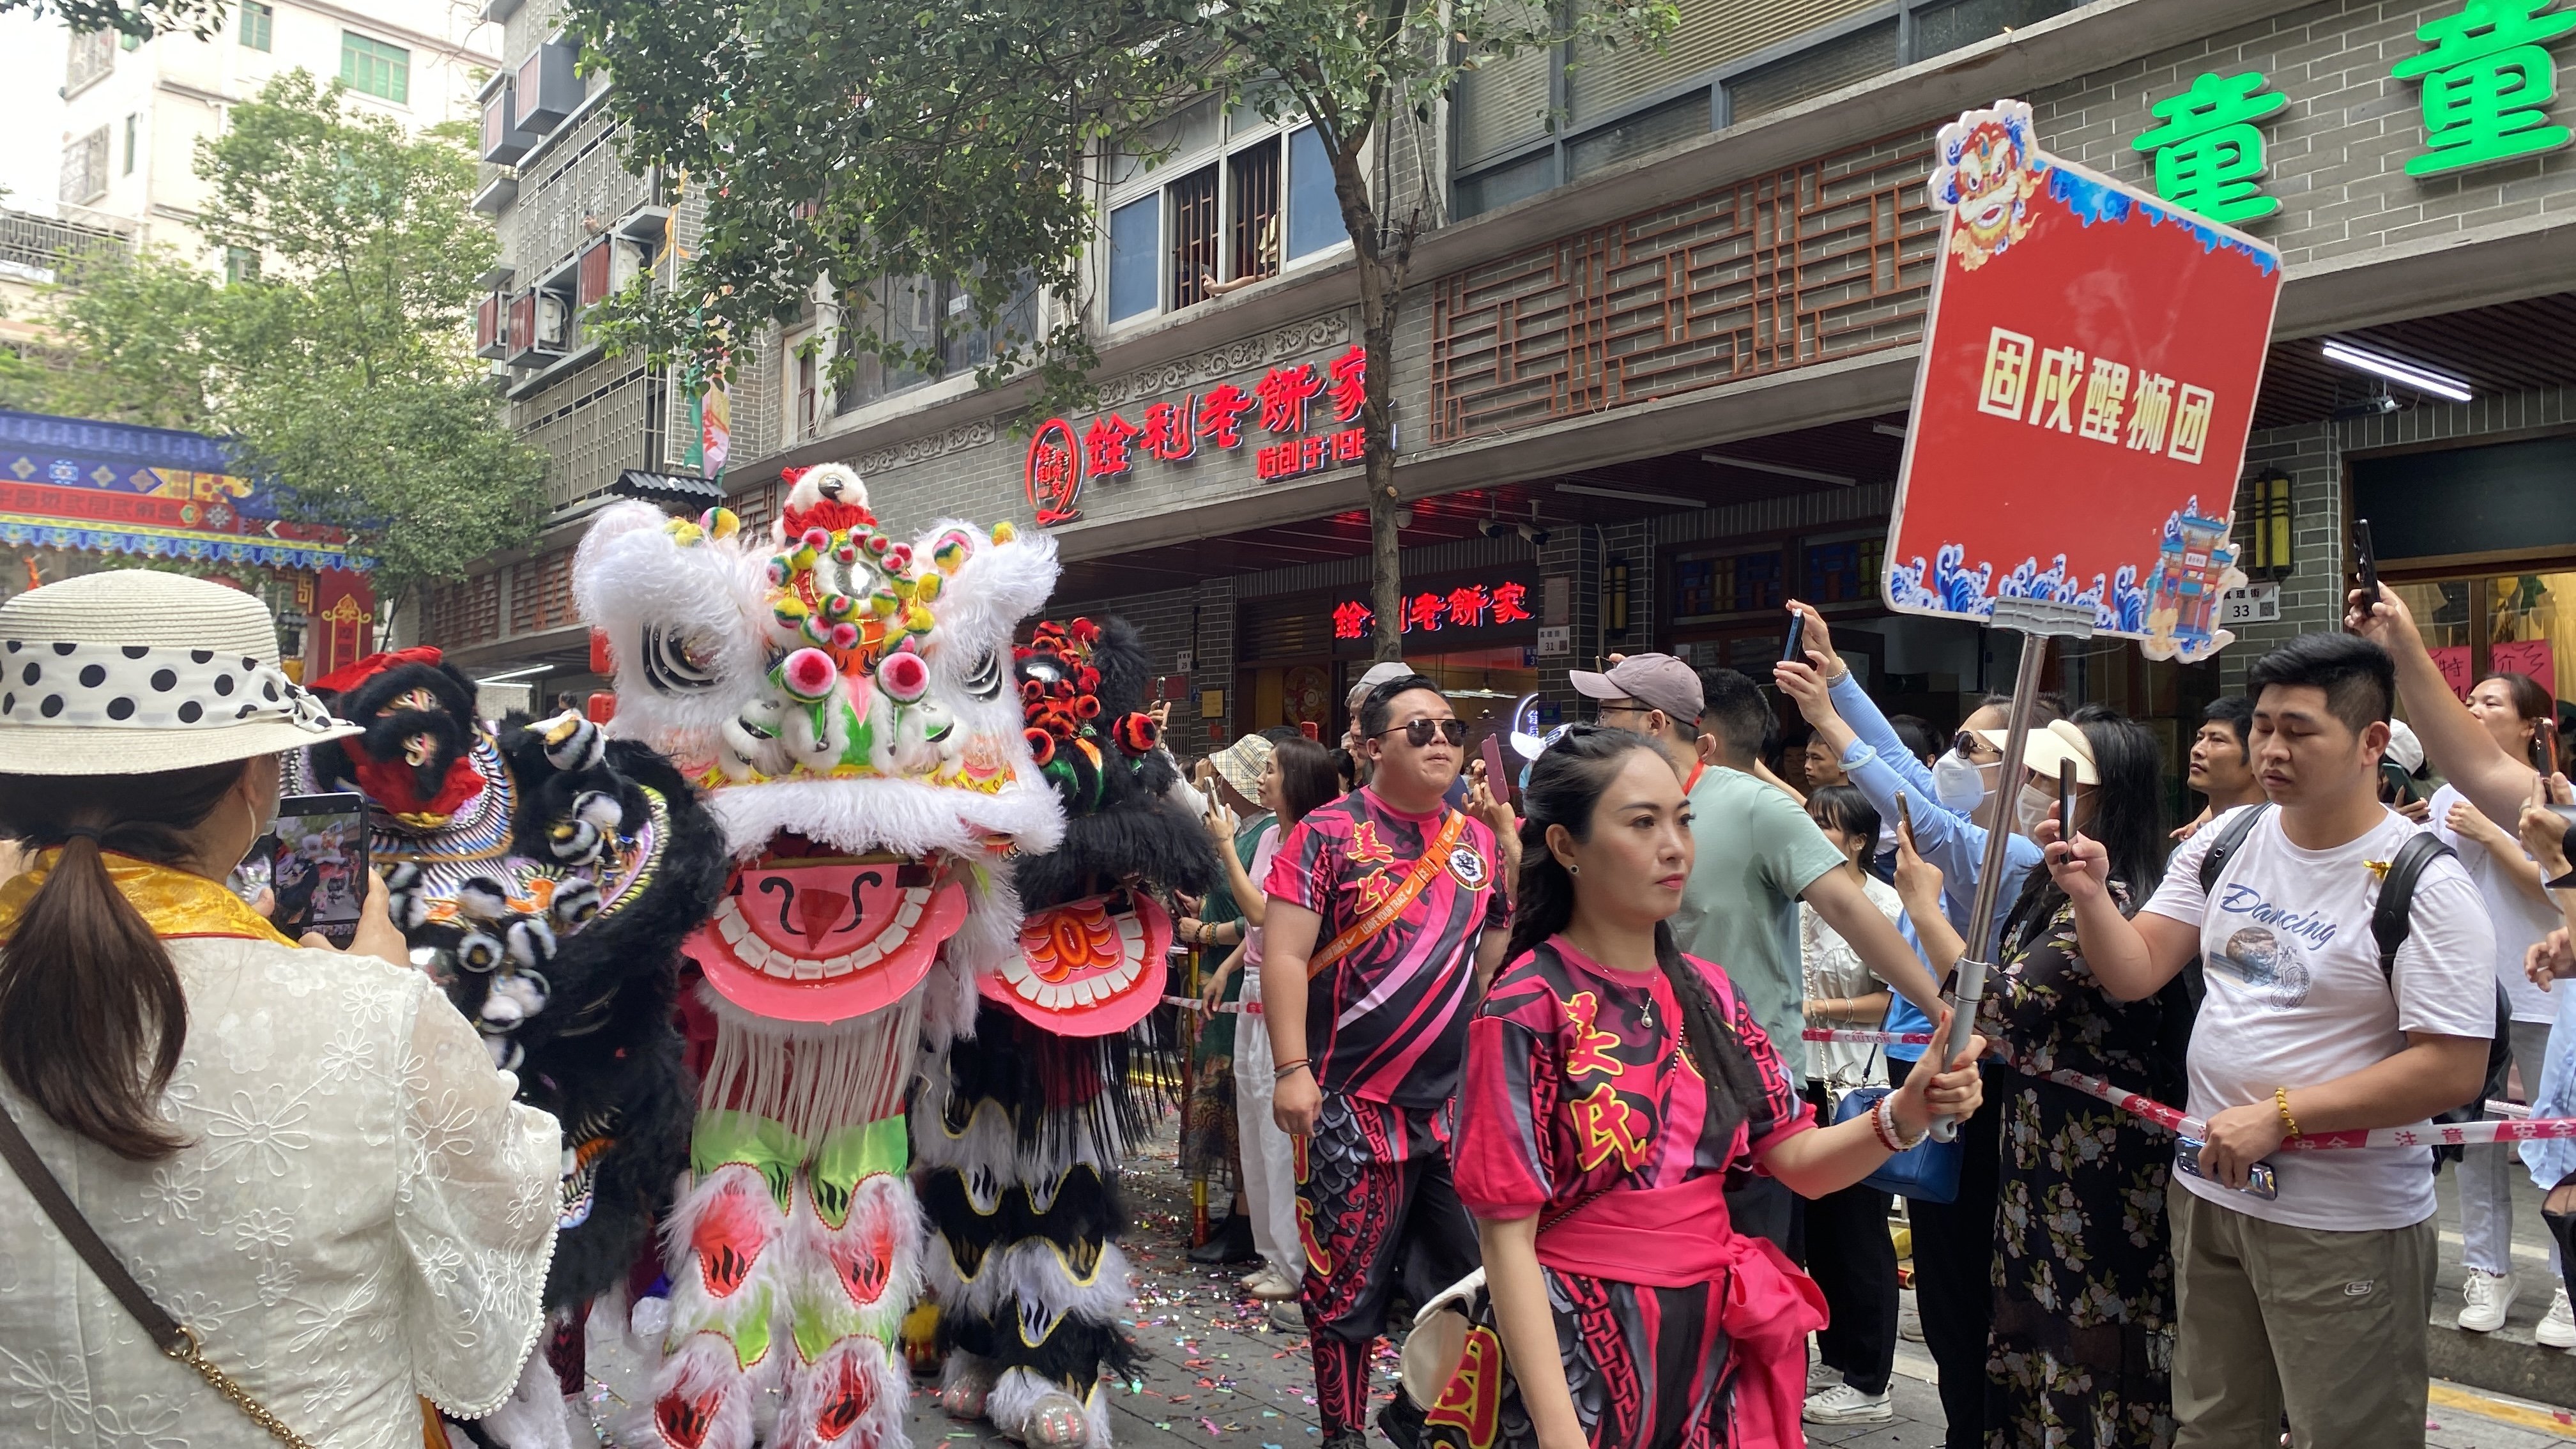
top-left (2013, 783), bottom-right (2056, 838)
top-left (1931, 751), bottom-right (1988, 813)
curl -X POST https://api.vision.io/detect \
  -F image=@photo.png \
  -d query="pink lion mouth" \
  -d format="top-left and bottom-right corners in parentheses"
top-left (690, 846), bottom-right (967, 1022)
top-left (981, 889), bottom-right (1170, 1036)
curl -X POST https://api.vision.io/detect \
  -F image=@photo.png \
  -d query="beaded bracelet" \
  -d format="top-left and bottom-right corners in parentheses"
top-left (1873, 1094), bottom-right (1926, 1153)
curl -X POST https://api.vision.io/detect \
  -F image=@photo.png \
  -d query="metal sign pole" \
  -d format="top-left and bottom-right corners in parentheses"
top-left (1928, 597), bottom-right (2094, 1142)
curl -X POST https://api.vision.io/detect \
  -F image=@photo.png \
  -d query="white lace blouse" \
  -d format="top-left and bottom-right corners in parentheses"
top-left (0, 939), bottom-right (561, 1448)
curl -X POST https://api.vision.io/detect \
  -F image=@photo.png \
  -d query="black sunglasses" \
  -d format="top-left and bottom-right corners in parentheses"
top-left (1376, 717), bottom-right (1469, 747)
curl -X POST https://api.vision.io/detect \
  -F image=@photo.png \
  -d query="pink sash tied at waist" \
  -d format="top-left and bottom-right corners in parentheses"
top-left (1537, 1173), bottom-right (1827, 1448)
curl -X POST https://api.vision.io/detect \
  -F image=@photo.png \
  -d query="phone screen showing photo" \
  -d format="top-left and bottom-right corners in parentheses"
top-left (227, 833), bottom-right (279, 906)
top-left (270, 796), bottom-right (368, 947)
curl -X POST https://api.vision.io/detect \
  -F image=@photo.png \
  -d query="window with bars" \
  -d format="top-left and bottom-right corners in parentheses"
top-left (240, 1), bottom-right (273, 51)
top-left (1104, 100), bottom-right (1348, 324)
top-left (831, 273), bottom-right (1039, 415)
top-left (341, 32), bottom-right (410, 104)
top-left (60, 128), bottom-right (109, 205)
top-left (65, 27), bottom-right (113, 93)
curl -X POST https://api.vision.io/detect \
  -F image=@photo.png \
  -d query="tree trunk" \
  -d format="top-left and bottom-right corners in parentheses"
top-left (1361, 275), bottom-right (1402, 665)
top-left (1317, 118), bottom-right (1409, 666)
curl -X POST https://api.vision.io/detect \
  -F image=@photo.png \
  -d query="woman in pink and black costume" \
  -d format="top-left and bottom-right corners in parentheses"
top-left (1430, 725), bottom-right (1988, 1449)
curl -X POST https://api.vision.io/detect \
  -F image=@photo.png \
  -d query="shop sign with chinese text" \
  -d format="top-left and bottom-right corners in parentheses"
top-left (1025, 345), bottom-right (1369, 526)
top-left (1885, 99), bottom-right (2283, 663)
top-left (1331, 576), bottom-right (1535, 641)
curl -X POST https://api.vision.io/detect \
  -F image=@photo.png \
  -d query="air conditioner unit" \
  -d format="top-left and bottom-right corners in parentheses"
top-left (514, 40), bottom-right (582, 138)
top-left (503, 291), bottom-right (561, 367)
top-left (607, 237), bottom-right (644, 295)
top-left (577, 238), bottom-right (612, 307)
top-left (480, 82), bottom-right (530, 165)
top-left (535, 293), bottom-right (570, 349)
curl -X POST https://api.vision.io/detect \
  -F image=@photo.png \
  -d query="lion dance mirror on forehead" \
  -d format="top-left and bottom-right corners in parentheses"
top-left (575, 462), bottom-right (1065, 1449)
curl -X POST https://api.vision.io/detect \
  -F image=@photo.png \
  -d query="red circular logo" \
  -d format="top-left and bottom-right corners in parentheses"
top-left (1024, 418), bottom-right (1083, 525)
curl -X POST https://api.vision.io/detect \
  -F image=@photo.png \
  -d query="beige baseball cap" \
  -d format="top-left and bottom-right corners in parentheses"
top-left (1567, 653), bottom-right (1704, 723)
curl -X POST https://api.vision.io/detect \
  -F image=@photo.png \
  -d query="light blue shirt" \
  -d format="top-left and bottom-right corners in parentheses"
top-left (1825, 671), bottom-right (2043, 973)
top-left (1882, 915), bottom-right (1935, 1064)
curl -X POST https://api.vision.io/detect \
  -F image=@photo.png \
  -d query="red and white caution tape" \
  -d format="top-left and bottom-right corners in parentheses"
top-left (1164, 995), bottom-right (1264, 1015)
top-left (1800, 1027), bottom-right (2561, 1151)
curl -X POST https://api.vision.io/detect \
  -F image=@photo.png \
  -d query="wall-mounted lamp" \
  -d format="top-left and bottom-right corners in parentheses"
top-left (1607, 558), bottom-right (1630, 634)
top-left (2240, 468), bottom-right (2295, 578)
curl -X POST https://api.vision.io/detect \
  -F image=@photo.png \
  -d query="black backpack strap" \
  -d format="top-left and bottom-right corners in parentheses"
top-left (2197, 802), bottom-right (2274, 897)
top-left (2372, 831), bottom-right (2457, 977)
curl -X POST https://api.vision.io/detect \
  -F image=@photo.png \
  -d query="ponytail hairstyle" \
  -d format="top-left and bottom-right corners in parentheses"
top-left (0, 760), bottom-right (256, 1160)
top-left (1505, 724), bottom-right (1767, 1148)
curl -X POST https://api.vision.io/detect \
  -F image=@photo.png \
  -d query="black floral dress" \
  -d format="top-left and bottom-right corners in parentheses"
top-left (1977, 885), bottom-right (2186, 1449)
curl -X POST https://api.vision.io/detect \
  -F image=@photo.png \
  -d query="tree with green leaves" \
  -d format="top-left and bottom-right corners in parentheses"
top-left (0, 0), bottom-right (227, 39)
top-left (23, 72), bottom-right (546, 617)
top-left (570, 0), bottom-right (1673, 659)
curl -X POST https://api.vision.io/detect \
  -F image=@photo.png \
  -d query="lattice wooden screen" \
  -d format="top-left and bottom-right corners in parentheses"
top-left (1429, 125), bottom-right (1942, 445)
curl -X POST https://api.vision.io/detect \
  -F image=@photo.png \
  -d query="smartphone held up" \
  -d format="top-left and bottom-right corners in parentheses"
top-left (270, 793), bottom-right (369, 947)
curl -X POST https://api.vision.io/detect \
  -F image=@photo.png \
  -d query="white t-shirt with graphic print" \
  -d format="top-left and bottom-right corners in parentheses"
top-left (2143, 803), bottom-right (2497, 1231)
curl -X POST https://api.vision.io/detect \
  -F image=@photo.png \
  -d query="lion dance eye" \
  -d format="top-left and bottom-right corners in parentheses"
top-left (779, 648), bottom-right (839, 702)
top-left (878, 650), bottom-right (929, 703)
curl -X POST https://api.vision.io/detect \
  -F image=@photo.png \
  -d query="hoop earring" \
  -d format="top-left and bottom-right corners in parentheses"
top-left (1568, 863), bottom-right (1580, 876)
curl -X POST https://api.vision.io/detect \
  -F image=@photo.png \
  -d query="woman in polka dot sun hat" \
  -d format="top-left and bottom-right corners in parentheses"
top-left (0, 568), bottom-right (358, 766)
top-left (0, 570), bottom-right (563, 1447)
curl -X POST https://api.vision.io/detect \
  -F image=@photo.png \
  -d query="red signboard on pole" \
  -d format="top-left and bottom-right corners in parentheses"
top-left (1884, 100), bottom-right (2285, 662)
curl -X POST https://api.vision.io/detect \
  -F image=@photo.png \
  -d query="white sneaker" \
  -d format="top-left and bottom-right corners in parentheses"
top-left (2459, 1269), bottom-right (2518, 1333)
top-left (1803, 1384), bottom-right (1892, 1425)
top-left (1250, 1267), bottom-right (1300, 1301)
top-left (1806, 1361), bottom-right (1841, 1393)
top-left (2540, 1285), bottom-right (2576, 1349)
top-left (1239, 1267), bottom-right (1271, 1289)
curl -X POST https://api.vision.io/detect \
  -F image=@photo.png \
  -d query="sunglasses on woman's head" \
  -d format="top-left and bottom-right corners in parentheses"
top-left (1378, 717), bottom-right (1469, 747)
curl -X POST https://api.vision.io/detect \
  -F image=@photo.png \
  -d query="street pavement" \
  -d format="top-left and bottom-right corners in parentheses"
top-left (571, 1125), bottom-right (2576, 1447)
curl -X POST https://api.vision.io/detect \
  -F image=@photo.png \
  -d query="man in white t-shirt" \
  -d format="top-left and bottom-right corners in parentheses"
top-left (2048, 632), bottom-right (2494, 1449)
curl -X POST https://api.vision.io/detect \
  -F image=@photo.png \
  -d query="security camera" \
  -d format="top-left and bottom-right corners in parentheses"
top-left (1516, 523), bottom-right (1551, 546)
top-left (1394, 507), bottom-right (1415, 529)
top-left (1476, 518), bottom-right (1510, 539)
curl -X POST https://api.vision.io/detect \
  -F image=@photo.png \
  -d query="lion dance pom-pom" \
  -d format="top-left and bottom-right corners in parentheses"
top-left (575, 463), bottom-right (1064, 1449)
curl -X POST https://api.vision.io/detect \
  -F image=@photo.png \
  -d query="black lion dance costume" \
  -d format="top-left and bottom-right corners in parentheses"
top-left (915, 617), bottom-right (1219, 1447)
top-left (307, 647), bottom-right (726, 1448)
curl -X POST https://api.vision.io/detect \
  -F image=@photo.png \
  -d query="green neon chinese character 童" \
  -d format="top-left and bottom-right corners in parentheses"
top-left (2133, 70), bottom-right (2290, 224)
top-left (2392, 0), bottom-right (2576, 177)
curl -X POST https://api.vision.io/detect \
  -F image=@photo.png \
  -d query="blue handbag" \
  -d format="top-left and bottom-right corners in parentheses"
top-left (1832, 1072), bottom-right (1962, 1204)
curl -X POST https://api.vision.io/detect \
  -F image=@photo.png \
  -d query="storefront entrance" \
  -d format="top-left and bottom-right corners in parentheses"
top-left (2367, 431), bottom-right (2576, 712)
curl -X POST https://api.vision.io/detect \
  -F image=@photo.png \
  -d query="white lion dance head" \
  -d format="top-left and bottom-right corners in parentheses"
top-left (574, 462), bottom-right (1064, 1449)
